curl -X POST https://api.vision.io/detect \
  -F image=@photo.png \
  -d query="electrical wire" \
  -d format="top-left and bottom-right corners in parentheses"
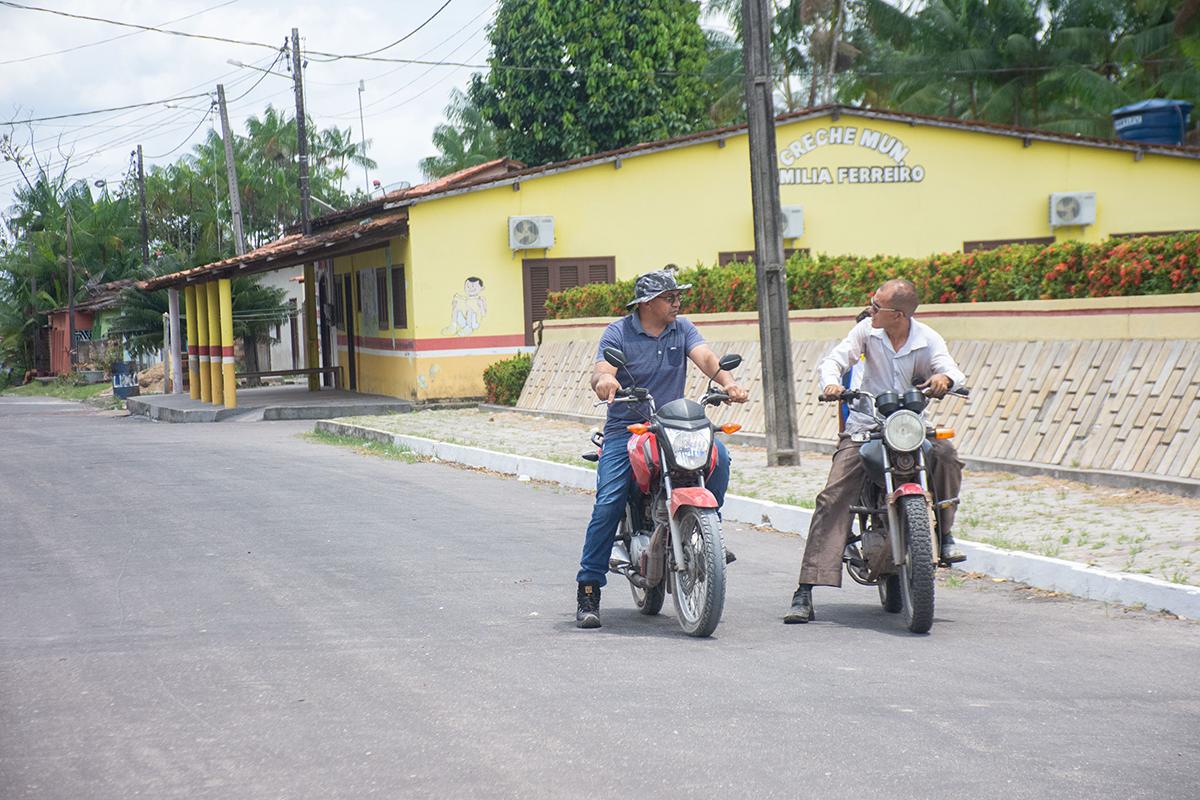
top-left (7, 93), bottom-right (213, 125)
top-left (146, 105), bottom-right (216, 159)
top-left (0, 1), bottom-right (284, 55)
top-left (307, 0), bottom-right (455, 62)
top-left (0, 0), bottom-right (240, 66)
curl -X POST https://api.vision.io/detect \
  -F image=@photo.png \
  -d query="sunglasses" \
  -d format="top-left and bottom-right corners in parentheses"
top-left (657, 292), bottom-right (682, 305)
top-left (869, 299), bottom-right (901, 315)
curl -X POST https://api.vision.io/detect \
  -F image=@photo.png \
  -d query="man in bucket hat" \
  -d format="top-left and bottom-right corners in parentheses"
top-left (575, 268), bottom-right (749, 628)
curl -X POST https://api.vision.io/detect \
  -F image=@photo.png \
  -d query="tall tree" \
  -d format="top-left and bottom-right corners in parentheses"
top-left (419, 89), bottom-right (501, 179)
top-left (469, 0), bottom-right (713, 165)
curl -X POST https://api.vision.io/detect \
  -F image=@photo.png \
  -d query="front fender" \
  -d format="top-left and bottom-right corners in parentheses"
top-left (669, 487), bottom-right (718, 519)
top-left (888, 483), bottom-right (926, 503)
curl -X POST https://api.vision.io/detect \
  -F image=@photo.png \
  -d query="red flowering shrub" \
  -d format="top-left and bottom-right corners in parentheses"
top-left (543, 233), bottom-right (1200, 319)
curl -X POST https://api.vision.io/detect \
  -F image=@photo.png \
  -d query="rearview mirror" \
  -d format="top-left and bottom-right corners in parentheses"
top-left (603, 347), bottom-right (627, 369)
top-left (718, 353), bottom-right (742, 372)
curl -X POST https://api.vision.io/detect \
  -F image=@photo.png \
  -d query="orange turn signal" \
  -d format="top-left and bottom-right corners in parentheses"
top-left (627, 423), bottom-right (649, 435)
top-left (935, 428), bottom-right (956, 439)
top-left (720, 423), bottom-right (742, 434)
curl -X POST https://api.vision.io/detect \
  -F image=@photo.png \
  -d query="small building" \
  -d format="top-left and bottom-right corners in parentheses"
top-left (46, 279), bottom-right (133, 375)
top-left (144, 105), bottom-right (1200, 403)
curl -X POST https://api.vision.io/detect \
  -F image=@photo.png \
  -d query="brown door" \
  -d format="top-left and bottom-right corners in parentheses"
top-left (522, 257), bottom-right (615, 345)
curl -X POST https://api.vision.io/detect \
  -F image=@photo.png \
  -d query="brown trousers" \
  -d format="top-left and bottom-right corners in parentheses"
top-left (798, 435), bottom-right (964, 587)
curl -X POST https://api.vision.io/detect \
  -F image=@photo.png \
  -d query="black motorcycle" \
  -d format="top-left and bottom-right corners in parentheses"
top-left (819, 386), bottom-right (969, 634)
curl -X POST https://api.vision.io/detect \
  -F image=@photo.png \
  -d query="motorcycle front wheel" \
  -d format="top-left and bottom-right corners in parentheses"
top-left (897, 494), bottom-right (936, 633)
top-left (670, 507), bottom-right (726, 638)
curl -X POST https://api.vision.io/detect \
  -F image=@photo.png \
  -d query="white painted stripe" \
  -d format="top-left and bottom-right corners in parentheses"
top-left (199, 356), bottom-right (210, 363)
top-left (337, 344), bottom-right (536, 359)
top-left (222, 356), bottom-right (236, 364)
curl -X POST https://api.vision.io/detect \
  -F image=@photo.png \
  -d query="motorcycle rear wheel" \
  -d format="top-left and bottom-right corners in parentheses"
top-left (631, 581), bottom-right (666, 616)
top-left (878, 574), bottom-right (903, 613)
top-left (897, 494), bottom-right (935, 633)
top-left (670, 507), bottom-right (726, 638)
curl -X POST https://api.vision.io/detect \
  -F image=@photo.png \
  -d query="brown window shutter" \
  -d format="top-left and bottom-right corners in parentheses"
top-left (376, 267), bottom-right (390, 329)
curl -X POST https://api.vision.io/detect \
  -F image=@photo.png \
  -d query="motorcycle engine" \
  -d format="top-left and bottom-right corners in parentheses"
top-left (630, 532), bottom-right (652, 569)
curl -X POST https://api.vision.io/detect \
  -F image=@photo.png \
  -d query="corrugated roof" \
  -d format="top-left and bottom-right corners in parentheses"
top-left (140, 206), bottom-right (409, 291)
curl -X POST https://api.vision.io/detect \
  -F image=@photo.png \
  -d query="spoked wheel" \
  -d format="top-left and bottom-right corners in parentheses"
top-left (670, 507), bottom-right (726, 638)
top-left (878, 574), bottom-right (903, 613)
top-left (619, 512), bottom-right (664, 616)
top-left (897, 495), bottom-right (936, 633)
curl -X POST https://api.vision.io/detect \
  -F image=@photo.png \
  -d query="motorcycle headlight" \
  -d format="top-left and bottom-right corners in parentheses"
top-left (882, 409), bottom-right (926, 452)
top-left (663, 427), bottom-right (712, 470)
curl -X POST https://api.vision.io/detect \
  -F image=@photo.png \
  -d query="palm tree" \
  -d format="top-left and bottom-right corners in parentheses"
top-left (419, 89), bottom-right (501, 179)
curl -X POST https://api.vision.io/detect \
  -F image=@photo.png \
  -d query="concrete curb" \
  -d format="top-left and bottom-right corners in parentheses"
top-left (315, 419), bottom-right (1200, 620)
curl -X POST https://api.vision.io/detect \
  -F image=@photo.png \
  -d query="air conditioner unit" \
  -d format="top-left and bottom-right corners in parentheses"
top-left (1049, 192), bottom-right (1096, 227)
top-left (508, 216), bottom-right (555, 250)
top-left (780, 205), bottom-right (804, 239)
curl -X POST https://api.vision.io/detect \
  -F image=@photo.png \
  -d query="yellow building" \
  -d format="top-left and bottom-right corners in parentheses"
top-left (147, 105), bottom-right (1200, 403)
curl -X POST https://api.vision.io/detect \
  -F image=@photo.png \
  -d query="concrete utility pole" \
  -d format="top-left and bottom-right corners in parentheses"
top-left (137, 145), bottom-right (149, 268)
top-left (66, 208), bottom-right (75, 370)
top-left (741, 0), bottom-right (800, 466)
top-left (291, 28), bottom-right (311, 237)
top-left (291, 28), bottom-right (320, 391)
top-left (216, 84), bottom-right (247, 256)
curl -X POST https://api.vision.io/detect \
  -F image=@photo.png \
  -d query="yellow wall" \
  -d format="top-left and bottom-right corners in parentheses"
top-left (334, 110), bottom-right (1200, 401)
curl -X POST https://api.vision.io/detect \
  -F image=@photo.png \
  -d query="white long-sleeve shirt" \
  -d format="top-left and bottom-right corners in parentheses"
top-left (817, 318), bottom-right (967, 435)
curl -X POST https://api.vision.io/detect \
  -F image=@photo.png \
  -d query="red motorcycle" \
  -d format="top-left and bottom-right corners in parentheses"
top-left (582, 347), bottom-right (743, 637)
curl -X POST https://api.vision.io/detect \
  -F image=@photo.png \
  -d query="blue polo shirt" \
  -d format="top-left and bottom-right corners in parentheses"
top-left (596, 312), bottom-right (705, 434)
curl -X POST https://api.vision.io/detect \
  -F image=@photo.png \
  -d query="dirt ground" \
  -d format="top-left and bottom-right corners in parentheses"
top-left (338, 408), bottom-right (1200, 587)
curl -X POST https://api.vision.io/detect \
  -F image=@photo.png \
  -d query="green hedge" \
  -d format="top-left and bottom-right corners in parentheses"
top-left (543, 233), bottom-right (1200, 319)
top-left (483, 353), bottom-right (532, 406)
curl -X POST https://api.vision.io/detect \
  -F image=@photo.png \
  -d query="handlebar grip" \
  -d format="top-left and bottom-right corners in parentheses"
top-left (704, 392), bottom-right (730, 406)
top-left (819, 390), bottom-right (860, 403)
top-left (953, 386), bottom-right (970, 397)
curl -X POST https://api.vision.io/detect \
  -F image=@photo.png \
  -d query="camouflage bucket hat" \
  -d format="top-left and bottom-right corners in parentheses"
top-left (626, 270), bottom-right (693, 308)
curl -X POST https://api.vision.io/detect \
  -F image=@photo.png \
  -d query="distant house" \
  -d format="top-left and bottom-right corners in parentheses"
top-left (46, 279), bottom-right (133, 375)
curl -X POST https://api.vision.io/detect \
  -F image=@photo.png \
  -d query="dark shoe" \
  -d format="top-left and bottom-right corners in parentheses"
top-left (576, 583), bottom-right (602, 629)
top-left (940, 534), bottom-right (966, 564)
top-left (783, 584), bottom-right (814, 624)
top-left (725, 548), bottom-right (737, 564)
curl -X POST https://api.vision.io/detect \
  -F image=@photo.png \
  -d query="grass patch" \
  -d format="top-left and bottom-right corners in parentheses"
top-left (769, 493), bottom-right (815, 509)
top-left (303, 429), bottom-right (420, 463)
top-left (944, 573), bottom-right (965, 589)
top-left (2, 379), bottom-right (111, 401)
top-left (977, 534), bottom-right (1032, 552)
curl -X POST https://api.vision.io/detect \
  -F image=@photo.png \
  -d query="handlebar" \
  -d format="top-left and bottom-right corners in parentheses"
top-left (702, 390), bottom-right (730, 407)
top-left (818, 386), bottom-right (971, 403)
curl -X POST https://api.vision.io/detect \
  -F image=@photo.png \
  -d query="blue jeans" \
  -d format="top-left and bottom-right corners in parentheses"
top-left (576, 429), bottom-right (731, 587)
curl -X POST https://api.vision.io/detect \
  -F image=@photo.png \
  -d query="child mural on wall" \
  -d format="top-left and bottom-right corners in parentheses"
top-left (442, 276), bottom-right (487, 336)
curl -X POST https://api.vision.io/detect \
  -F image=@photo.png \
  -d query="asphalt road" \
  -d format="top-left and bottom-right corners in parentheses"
top-left (2, 396), bottom-right (1197, 800)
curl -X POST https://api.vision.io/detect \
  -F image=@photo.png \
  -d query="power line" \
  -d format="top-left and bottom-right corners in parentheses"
top-left (0, 1), bottom-right (284, 55)
top-left (307, 0), bottom-right (455, 62)
top-left (146, 105), bottom-right (217, 159)
top-left (0, 0), bottom-right (240, 66)
top-left (7, 93), bottom-right (212, 125)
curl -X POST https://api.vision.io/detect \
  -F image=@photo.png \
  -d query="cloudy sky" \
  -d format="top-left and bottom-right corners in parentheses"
top-left (0, 0), bottom-right (502, 212)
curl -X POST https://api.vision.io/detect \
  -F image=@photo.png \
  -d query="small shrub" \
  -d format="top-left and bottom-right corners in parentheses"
top-left (483, 353), bottom-right (532, 406)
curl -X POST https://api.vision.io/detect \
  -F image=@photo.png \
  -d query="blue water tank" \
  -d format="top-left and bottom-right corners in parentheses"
top-left (1111, 100), bottom-right (1193, 146)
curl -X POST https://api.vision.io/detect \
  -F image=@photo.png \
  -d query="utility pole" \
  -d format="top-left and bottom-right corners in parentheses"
top-left (137, 145), bottom-right (149, 268)
top-left (291, 28), bottom-right (319, 391)
top-left (291, 28), bottom-right (311, 236)
top-left (741, 0), bottom-right (800, 466)
top-left (358, 80), bottom-right (370, 194)
top-left (216, 84), bottom-right (247, 256)
top-left (66, 208), bottom-right (75, 370)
